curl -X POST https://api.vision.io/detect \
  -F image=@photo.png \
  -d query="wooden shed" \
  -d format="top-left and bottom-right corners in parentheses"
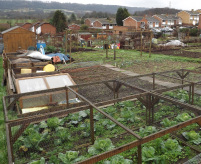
top-left (2, 26), bottom-right (36, 53)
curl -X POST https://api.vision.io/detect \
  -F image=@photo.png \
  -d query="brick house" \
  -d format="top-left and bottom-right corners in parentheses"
top-left (141, 16), bottom-right (160, 28)
top-left (35, 23), bottom-right (56, 35)
top-left (123, 16), bottom-right (143, 30)
top-left (30, 22), bottom-right (40, 32)
top-left (85, 18), bottom-right (117, 29)
top-left (68, 24), bottom-right (80, 30)
top-left (177, 10), bottom-right (201, 26)
top-left (153, 14), bottom-right (181, 27)
top-left (84, 18), bottom-right (97, 27)
top-left (21, 23), bottom-right (32, 30)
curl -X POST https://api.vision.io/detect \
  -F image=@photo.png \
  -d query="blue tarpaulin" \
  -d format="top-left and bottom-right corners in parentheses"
top-left (46, 53), bottom-right (70, 61)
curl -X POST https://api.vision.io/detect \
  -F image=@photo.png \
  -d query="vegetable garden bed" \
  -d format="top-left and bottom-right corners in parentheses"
top-left (3, 69), bottom-right (201, 164)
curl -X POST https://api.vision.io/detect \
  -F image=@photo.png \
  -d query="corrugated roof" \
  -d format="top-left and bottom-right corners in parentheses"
top-left (1, 26), bottom-right (20, 34)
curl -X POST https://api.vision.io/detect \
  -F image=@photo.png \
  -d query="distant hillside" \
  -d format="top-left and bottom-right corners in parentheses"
top-left (0, 1), bottom-right (147, 14)
top-left (134, 8), bottom-right (180, 16)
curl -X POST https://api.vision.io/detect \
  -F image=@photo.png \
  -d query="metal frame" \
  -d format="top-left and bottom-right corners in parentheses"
top-left (3, 68), bottom-right (201, 164)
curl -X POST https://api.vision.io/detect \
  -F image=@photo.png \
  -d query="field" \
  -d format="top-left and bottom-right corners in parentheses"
top-left (1, 48), bottom-right (201, 163)
top-left (0, 19), bottom-right (35, 26)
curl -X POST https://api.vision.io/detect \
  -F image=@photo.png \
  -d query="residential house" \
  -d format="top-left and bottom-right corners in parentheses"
top-left (177, 10), bottom-right (201, 26)
top-left (85, 18), bottom-right (117, 29)
top-left (30, 22), bottom-right (40, 33)
top-left (123, 16), bottom-right (143, 30)
top-left (84, 18), bottom-right (97, 27)
top-left (35, 23), bottom-right (56, 35)
top-left (93, 18), bottom-right (117, 29)
top-left (141, 16), bottom-right (160, 28)
top-left (21, 23), bottom-right (32, 30)
top-left (153, 14), bottom-right (181, 27)
top-left (68, 24), bottom-right (80, 30)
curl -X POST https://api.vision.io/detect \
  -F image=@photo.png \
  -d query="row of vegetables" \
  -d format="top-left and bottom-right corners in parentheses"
top-left (13, 89), bottom-right (201, 164)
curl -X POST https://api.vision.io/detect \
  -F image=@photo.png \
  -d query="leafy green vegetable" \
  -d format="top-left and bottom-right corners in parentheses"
top-left (160, 118), bottom-right (177, 127)
top-left (182, 131), bottom-right (201, 145)
top-left (142, 146), bottom-right (158, 162)
top-left (24, 131), bottom-right (48, 151)
top-left (102, 119), bottom-right (116, 130)
top-left (39, 121), bottom-right (47, 129)
top-left (88, 138), bottom-right (115, 155)
top-left (176, 113), bottom-right (191, 122)
top-left (58, 151), bottom-right (85, 164)
top-left (103, 155), bottom-right (132, 164)
top-left (29, 157), bottom-right (45, 164)
top-left (161, 139), bottom-right (182, 152)
top-left (47, 117), bottom-right (60, 129)
top-left (120, 110), bottom-right (135, 123)
top-left (139, 126), bottom-right (157, 137)
top-left (54, 128), bottom-right (71, 145)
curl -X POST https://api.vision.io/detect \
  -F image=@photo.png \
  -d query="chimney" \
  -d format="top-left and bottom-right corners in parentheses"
top-left (144, 15), bottom-right (147, 19)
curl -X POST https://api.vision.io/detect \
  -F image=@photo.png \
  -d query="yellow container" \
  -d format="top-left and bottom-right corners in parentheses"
top-left (43, 64), bottom-right (55, 72)
top-left (21, 69), bottom-right (32, 74)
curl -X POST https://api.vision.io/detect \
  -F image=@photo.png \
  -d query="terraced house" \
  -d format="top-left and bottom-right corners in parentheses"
top-left (85, 18), bottom-right (117, 29)
top-left (123, 16), bottom-right (160, 29)
top-left (177, 10), bottom-right (201, 26)
top-left (153, 14), bottom-right (181, 27)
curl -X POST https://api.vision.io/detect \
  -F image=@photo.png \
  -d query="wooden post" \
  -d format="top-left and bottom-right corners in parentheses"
top-left (90, 106), bottom-right (94, 144)
top-left (153, 73), bottom-right (155, 90)
top-left (106, 43), bottom-right (108, 58)
top-left (114, 40), bottom-right (116, 60)
top-left (138, 145), bottom-right (142, 164)
top-left (65, 30), bottom-right (68, 55)
top-left (149, 32), bottom-right (152, 58)
top-left (140, 31), bottom-right (142, 57)
top-left (191, 83), bottom-right (194, 105)
top-left (70, 30), bottom-right (72, 62)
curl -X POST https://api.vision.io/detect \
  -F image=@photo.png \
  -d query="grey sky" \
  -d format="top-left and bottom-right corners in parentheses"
top-left (46, 0), bottom-right (201, 10)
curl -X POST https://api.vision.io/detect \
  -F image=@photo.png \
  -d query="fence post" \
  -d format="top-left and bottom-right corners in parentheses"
top-left (90, 106), bottom-right (94, 144)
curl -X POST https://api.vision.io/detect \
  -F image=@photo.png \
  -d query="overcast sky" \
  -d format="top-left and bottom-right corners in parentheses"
top-left (47, 0), bottom-right (201, 10)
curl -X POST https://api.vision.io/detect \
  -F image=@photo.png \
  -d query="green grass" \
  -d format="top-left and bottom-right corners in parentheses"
top-left (0, 19), bottom-right (35, 26)
top-left (69, 48), bottom-right (201, 73)
top-left (0, 57), bottom-right (7, 163)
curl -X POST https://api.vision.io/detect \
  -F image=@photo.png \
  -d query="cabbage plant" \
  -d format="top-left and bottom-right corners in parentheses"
top-left (88, 138), bottom-right (115, 155)
top-left (139, 126), bottom-right (157, 137)
top-left (58, 151), bottom-right (85, 164)
top-left (160, 118), bottom-right (177, 128)
top-left (103, 155), bottom-right (132, 164)
top-left (176, 113), bottom-right (191, 122)
top-left (182, 131), bottom-right (201, 145)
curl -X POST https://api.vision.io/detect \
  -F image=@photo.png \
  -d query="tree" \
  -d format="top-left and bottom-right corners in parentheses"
top-left (116, 7), bottom-right (130, 26)
top-left (69, 13), bottom-right (77, 23)
top-left (80, 24), bottom-right (88, 31)
top-left (51, 10), bottom-right (67, 33)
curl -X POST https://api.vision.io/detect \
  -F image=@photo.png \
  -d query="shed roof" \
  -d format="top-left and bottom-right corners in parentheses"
top-left (1, 26), bottom-right (20, 34)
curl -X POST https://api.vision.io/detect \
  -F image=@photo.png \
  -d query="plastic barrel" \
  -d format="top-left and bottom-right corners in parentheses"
top-left (36, 43), bottom-right (46, 50)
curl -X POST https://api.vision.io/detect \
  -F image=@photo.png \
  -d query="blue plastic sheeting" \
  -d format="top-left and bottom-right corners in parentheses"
top-left (46, 53), bottom-right (70, 61)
